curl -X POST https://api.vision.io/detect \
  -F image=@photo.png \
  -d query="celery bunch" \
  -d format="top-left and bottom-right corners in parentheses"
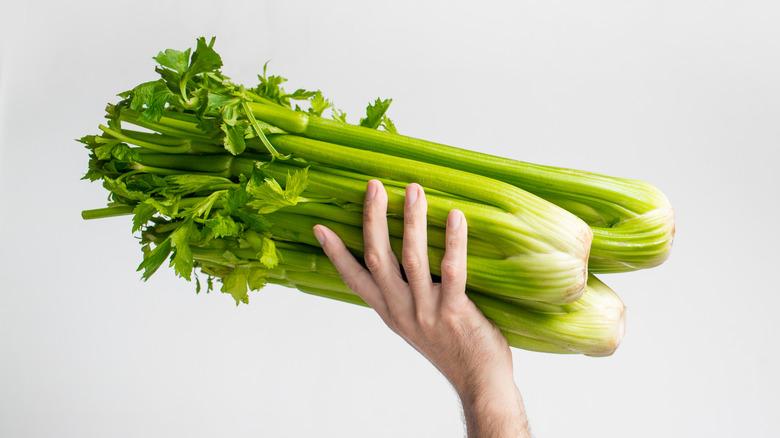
top-left (80, 38), bottom-right (673, 355)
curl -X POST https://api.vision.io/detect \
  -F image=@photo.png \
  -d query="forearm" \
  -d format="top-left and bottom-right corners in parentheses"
top-left (460, 384), bottom-right (530, 438)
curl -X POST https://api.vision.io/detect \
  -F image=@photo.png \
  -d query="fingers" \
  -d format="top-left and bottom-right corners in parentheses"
top-left (440, 209), bottom-right (469, 305)
top-left (313, 224), bottom-right (392, 324)
top-left (362, 180), bottom-right (413, 315)
top-left (402, 184), bottom-right (436, 310)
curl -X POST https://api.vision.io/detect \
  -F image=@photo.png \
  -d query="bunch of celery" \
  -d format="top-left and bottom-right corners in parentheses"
top-left (80, 38), bottom-right (673, 356)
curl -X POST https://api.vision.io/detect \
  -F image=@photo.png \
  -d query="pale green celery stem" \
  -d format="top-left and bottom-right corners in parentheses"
top-left (120, 129), bottom-right (225, 154)
top-left (279, 202), bottom-right (507, 259)
top-left (116, 109), bottom-right (215, 141)
top-left (267, 134), bottom-right (591, 258)
top-left (246, 102), bottom-right (673, 273)
top-left (81, 205), bottom-right (135, 220)
top-left (251, 157), bottom-right (555, 255)
top-left (246, 101), bottom-right (664, 213)
top-left (308, 164), bottom-right (474, 203)
top-left (264, 211), bottom-right (586, 303)
top-left (99, 125), bottom-right (191, 153)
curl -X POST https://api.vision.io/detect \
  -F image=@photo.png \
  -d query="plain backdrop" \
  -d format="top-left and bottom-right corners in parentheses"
top-left (1, 1), bottom-right (778, 437)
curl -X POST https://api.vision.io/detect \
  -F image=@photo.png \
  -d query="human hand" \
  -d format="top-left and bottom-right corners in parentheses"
top-left (313, 180), bottom-right (529, 437)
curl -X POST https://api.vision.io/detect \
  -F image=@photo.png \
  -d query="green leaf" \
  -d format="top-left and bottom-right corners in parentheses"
top-left (137, 238), bottom-right (172, 280)
top-left (77, 135), bottom-right (99, 147)
top-left (155, 66), bottom-right (182, 90)
top-left (258, 236), bottom-right (279, 269)
top-left (146, 196), bottom-right (180, 217)
top-left (93, 138), bottom-right (121, 160)
top-left (359, 98), bottom-right (393, 129)
top-left (181, 191), bottom-right (224, 219)
top-left (284, 167), bottom-right (309, 201)
top-left (132, 202), bottom-right (158, 233)
top-left (332, 109), bottom-right (348, 124)
top-left (246, 168), bottom-right (308, 213)
top-left (188, 37), bottom-right (223, 77)
top-left (242, 230), bottom-right (264, 250)
top-left (154, 48), bottom-right (191, 74)
top-left (129, 80), bottom-right (174, 122)
top-left (255, 61), bottom-right (289, 106)
top-left (232, 210), bottom-right (272, 232)
top-left (206, 91), bottom-right (240, 113)
top-left (112, 143), bottom-right (141, 162)
top-left (284, 88), bottom-right (317, 102)
top-left (247, 268), bottom-right (267, 291)
top-left (221, 102), bottom-right (240, 126)
top-left (221, 121), bottom-right (248, 155)
top-left (308, 91), bottom-right (332, 116)
top-left (247, 178), bottom-right (286, 213)
top-left (169, 220), bottom-right (195, 280)
top-left (195, 115), bottom-right (222, 138)
top-left (127, 174), bottom-right (169, 193)
top-left (82, 156), bottom-right (104, 181)
top-left (221, 250), bottom-right (241, 264)
top-left (103, 178), bottom-right (149, 202)
top-left (165, 174), bottom-right (234, 195)
top-left (205, 213), bottom-right (241, 238)
top-left (224, 184), bottom-right (251, 213)
top-left (381, 116), bottom-right (397, 134)
top-left (221, 266), bottom-right (250, 305)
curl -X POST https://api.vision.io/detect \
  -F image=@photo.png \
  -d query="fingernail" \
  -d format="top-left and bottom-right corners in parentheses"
top-left (366, 180), bottom-right (377, 201)
top-left (313, 226), bottom-right (326, 246)
top-left (406, 184), bottom-right (419, 206)
top-left (448, 210), bottom-right (462, 230)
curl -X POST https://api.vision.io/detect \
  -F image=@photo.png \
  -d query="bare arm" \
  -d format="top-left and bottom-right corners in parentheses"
top-left (313, 180), bottom-right (531, 437)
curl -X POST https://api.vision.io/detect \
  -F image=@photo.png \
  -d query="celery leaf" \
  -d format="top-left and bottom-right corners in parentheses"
top-left (137, 238), bottom-right (172, 281)
top-left (360, 98), bottom-right (392, 129)
top-left (132, 202), bottom-right (158, 233)
top-left (309, 91), bottom-right (332, 116)
top-left (205, 213), bottom-right (241, 238)
top-left (169, 220), bottom-right (195, 280)
top-left (247, 268), bottom-right (267, 291)
top-left (246, 168), bottom-right (308, 214)
top-left (187, 37), bottom-right (222, 77)
top-left (154, 48), bottom-right (191, 74)
top-left (221, 266), bottom-right (250, 305)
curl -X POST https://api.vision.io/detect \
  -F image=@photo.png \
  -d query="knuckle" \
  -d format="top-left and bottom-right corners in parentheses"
top-left (440, 259), bottom-right (462, 280)
top-left (439, 311), bottom-right (467, 334)
top-left (415, 311), bottom-right (437, 331)
top-left (402, 252), bottom-right (424, 273)
top-left (364, 251), bottom-right (384, 272)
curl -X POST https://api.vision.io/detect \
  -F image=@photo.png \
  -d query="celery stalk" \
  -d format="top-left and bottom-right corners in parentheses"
top-left (248, 102), bottom-right (674, 273)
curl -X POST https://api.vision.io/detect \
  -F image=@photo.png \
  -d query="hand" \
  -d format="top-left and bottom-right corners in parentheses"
top-left (313, 180), bottom-right (530, 437)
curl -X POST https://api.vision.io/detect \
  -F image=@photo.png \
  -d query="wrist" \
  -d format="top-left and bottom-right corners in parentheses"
top-left (459, 382), bottom-right (529, 438)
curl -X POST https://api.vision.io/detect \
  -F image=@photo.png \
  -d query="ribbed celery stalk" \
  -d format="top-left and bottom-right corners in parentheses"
top-left (246, 102), bottom-right (674, 273)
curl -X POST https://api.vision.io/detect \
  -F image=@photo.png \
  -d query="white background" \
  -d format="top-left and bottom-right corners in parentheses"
top-left (1, 1), bottom-right (779, 436)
